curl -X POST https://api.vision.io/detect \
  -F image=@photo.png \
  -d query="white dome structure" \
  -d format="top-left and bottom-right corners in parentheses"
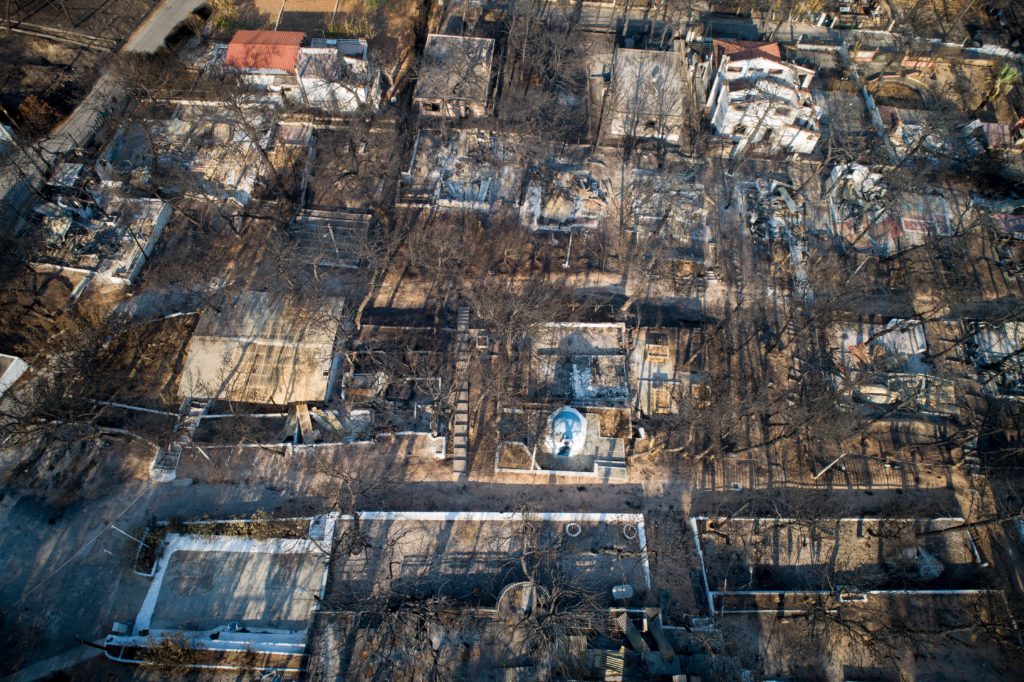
top-left (545, 406), bottom-right (587, 457)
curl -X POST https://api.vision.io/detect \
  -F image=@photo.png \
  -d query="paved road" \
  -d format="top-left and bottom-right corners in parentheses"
top-left (121, 0), bottom-right (206, 53)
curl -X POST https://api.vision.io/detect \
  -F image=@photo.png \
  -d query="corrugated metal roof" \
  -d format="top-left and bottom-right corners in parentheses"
top-left (226, 30), bottom-right (304, 74)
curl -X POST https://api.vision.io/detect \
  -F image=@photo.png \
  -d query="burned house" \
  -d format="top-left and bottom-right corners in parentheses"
top-left (496, 324), bottom-right (631, 479)
top-left (30, 162), bottom-right (172, 287)
top-left (526, 323), bottom-right (631, 408)
top-left (99, 111), bottom-right (273, 213)
top-left (400, 129), bottom-right (521, 210)
top-left (705, 40), bottom-right (821, 155)
top-left (628, 170), bottom-right (709, 250)
top-left (339, 325), bottom-right (453, 438)
top-left (0, 354), bottom-right (28, 398)
top-left (221, 30), bottom-right (379, 112)
top-left (308, 511), bottom-right (652, 678)
top-left (828, 318), bottom-right (957, 416)
top-left (520, 164), bottom-right (607, 233)
top-left (876, 106), bottom-right (949, 156)
top-left (967, 320), bottom-right (1024, 396)
top-left (105, 514), bottom-right (337, 669)
top-left (630, 327), bottom-right (705, 417)
top-left (693, 516), bottom-right (994, 611)
top-left (414, 34), bottom-right (495, 118)
top-left (827, 164), bottom-right (962, 256)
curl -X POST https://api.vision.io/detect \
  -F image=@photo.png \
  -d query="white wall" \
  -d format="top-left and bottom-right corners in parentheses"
top-left (0, 355), bottom-right (28, 397)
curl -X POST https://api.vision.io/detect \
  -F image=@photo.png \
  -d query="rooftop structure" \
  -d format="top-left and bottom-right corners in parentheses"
top-left (415, 34), bottom-right (495, 118)
top-left (597, 48), bottom-right (685, 144)
top-left (178, 292), bottom-right (343, 405)
top-left (545, 406), bottom-right (588, 457)
top-left (287, 208), bottom-right (370, 269)
top-left (224, 30), bottom-right (305, 74)
top-left (706, 39), bottom-right (820, 155)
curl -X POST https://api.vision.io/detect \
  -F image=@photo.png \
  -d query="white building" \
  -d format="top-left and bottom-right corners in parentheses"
top-left (222, 31), bottom-right (379, 112)
top-left (705, 40), bottom-right (821, 155)
top-left (0, 125), bottom-right (14, 157)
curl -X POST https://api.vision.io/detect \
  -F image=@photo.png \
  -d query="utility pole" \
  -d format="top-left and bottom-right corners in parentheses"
top-left (813, 451), bottom-right (848, 479)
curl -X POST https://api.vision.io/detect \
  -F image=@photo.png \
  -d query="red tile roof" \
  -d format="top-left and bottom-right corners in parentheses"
top-left (713, 39), bottom-right (782, 63)
top-left (226, 30), bottom-right (305, 74)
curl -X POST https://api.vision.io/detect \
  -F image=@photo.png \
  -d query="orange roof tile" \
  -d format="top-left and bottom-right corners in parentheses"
top-left (226, 30), bottom-right (305, 74)
top-left (713, 39), bottom-right (782, 63)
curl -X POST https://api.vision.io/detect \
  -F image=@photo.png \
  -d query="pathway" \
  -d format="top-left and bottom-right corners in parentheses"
top-left (451, 307), bottom-right (471, 480)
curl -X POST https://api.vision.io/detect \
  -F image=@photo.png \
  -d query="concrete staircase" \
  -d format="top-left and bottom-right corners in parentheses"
top-left (595, 457), bottom-right (628, 481)
top-left (451, 307), bottom-right (471, 480)
top-left (150, 397), bottom-right (210, 481)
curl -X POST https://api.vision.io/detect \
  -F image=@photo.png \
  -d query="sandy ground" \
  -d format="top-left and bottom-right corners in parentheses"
top-left (720, 592), bottom-right (1014, 681)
